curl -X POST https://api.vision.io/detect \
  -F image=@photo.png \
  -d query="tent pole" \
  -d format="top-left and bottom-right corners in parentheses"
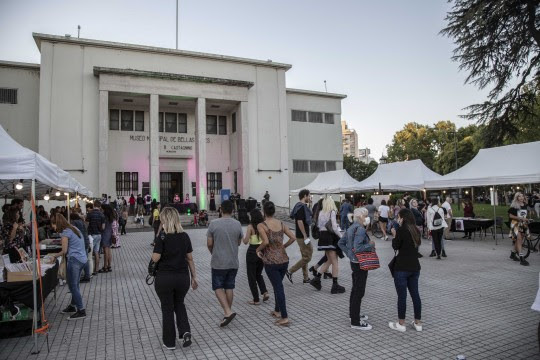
top-left (31, 179), bottom-right (39, 354)
top-left (67, 194), bottom-right (70, 222)
top-left (493, 186), bottom-right (497, 246)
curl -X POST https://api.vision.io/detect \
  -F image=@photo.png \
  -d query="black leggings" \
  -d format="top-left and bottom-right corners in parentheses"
top-left (246, 245), bottom-right (267, 302)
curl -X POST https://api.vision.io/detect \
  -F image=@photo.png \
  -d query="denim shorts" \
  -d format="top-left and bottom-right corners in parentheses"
top-left (91, 234), bottom-right (102, 253)
top-left (211, 268), bottom-right (238, 291)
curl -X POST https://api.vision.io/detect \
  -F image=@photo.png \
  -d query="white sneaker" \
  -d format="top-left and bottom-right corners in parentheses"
top-left (351, 321), bottom-right (372, 331)
top-left (360, 314), bottom-right (368, 321)
top-left (163, 344), bottom-right (176, 350)
top-left (411, 321), bottom-right (422, 332)
top-left (389, 321), bottom-right (406, 332)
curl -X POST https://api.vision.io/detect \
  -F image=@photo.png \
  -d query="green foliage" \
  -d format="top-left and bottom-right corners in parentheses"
top-left (441, 0), bottom-right (540, 145)
top-left (343, 156), bottom-right (378, 182)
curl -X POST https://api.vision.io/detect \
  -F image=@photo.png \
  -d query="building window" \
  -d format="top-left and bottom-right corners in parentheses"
top-left (117, 172), bottom-right (139, 196)
top-left (178, 113), bottom-right (188, 133)
top-left (310, 160), bottom-right (326, 173)
top-left (132, 172), bottom-right (139, 193)
top-left (109, 109), bottom-right (120, 130)
top-left (0, 88), bottom-right (17, 104)
top-left (121, 110), bottom-right (134, 131)
top-left (218, 116), bottom-right (227, 135)
top-left (326, 161), bottom-right (337, 171)
top-left (206, 115), bottom-right (217, 134)
top-left (292, 110), bottom-right (307, 122)
top-left (165, 112), bottom-right (177, 133)
top-left (135, 111), bottom-right (144, 131)
top-left (159, 112), bottom-right (164, 132)
top-left (207, 172), bottom-right (222, 193)
top-left (324, 113), bottom-right (334, 124)
top-left (308, 112), bottom-right (323, 124)
top-left (293, 160), bottom-right (309, 173)
top-left (232, 112), bottom-right (237, 133)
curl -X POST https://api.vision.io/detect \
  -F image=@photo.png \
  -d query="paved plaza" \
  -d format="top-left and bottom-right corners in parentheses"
top-left (0, 227), bottom-right (539, 360)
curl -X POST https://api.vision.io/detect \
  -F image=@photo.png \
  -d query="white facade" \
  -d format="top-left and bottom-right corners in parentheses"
top-left (0, 33), bottom-right (346, 208)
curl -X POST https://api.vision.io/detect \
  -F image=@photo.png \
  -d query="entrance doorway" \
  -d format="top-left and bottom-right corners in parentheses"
top-left (160, 172), bottom-right (183, 205)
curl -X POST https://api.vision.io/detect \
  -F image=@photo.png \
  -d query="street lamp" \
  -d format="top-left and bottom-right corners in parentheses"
top-left (15, 180), bottom-right (23, 190)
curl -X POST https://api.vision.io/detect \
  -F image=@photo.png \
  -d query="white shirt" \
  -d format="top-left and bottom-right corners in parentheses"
top-left (378, 205), bottom-right (390, 218)
top-left (441, 201), bottom-right (452, 218)
top-left (426, 205), bottom-right (448, 231)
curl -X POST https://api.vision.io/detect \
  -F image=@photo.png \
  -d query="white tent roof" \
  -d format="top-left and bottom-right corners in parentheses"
top-left (291, 169), bottom-right (364, 194)
top-left (425, 141), bottom-right (540, 189)
top-left (0, 125), bottom-right (92, 197)
top-left (355, 159), bottom-right (442, 191)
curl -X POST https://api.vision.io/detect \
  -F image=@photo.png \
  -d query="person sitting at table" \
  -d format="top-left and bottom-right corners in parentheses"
top-left (1, 207), bottom-right (27, 263)
top-left (462, 199), bottom-right (475, 239)
top-left (51, 213), bottom-right (88, 320)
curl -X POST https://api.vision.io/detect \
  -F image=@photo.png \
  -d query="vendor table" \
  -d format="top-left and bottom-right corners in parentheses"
top-left (451, 218), bottom-right (494, 240)
top-left (0, 260), bottom-right (59, 338)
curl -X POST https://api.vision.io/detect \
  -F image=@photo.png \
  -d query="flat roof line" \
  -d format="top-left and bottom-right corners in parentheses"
top-left (286, 88), bottom-right (347, 99)
top-left (0, 60), bottom-right (40, 71)
top-left (33, 33), bottom-right (292, 71)
top-left (93, 67), bottom-right (255, 88)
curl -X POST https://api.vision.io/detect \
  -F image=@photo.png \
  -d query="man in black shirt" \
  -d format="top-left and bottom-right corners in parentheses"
top-left (287, 189), bottom-right (313, 283)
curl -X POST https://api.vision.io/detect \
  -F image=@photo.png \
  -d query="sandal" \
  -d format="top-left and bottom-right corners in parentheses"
top-left (275, 319), bottom-right (290, 327)
top-left (98, 268), bottom-right (107, 273)
top-left (107, 267), bottom-right (112, 272)
top-left (262, 293), bottom-right (270, 302)
top-left (219, 312), bottom-right (236, 327)
top-left (270, 311), bottom-right (281, 318)
top-left (248, 301), bottom-right (260, 305)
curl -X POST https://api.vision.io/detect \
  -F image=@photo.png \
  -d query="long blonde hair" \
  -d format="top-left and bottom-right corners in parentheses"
top-left (159, 207), bottom-right (184, 234)
top-left (511, 192), bottom-right (524, 209)
top-left (322, 197), bottom-right (337, 213)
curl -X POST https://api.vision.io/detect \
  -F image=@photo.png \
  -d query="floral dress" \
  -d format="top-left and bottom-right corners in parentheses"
top-left (260, 222), bottom-right (289, 265)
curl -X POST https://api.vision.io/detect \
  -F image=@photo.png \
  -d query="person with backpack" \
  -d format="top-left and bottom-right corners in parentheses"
top-left (426, 198), bottom-right (447, 260)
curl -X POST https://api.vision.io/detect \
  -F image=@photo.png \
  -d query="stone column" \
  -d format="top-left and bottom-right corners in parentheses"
top-left (149, 94), bottom-right (160, 202)
top-left (194, 97), bottom-right (207, 209)
top-left (238, 101), bottom-right (249, 198)
top-left (98, 90), bottom-right (109, 196)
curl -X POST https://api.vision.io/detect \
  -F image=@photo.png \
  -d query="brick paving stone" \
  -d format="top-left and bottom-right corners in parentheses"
top-left (0, 228), bottom-right (538, 359)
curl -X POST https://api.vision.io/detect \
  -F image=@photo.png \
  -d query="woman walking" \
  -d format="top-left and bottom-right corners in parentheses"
top-left (256, 201), bottom-right (296, 326)
top-left (51, 214), bottom-right (88, 320)
top-left (152, 203), bottom-right (161, 237)
top-left (426, 198), bottom-right (447, 260)
top-left (152, 207), bottom-right (198, 349)
top-left (120, 207), bottom-right (128, 235)
top-left (378, 199), bottom-right (390, 241)
top-left (338, 207), bottom-right (373, 330)
top-left (309, 197), bottom-right (345, 294)
top-left (99, 204), bottom-right (114, 272)
top-left (389, 208), bottom-right (422, 332)
top-left (242, 209), bottom-right (270, 305)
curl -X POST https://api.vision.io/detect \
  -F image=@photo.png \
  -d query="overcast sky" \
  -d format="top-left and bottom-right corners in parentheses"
top-left (0, 0), bottom-right (487, 159)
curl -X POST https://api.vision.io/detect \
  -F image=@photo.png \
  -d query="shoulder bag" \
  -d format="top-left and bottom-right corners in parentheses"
top-left (388, 250), bottom-right (398, 278)
top-left (353, 229), bottom-right (380, 271)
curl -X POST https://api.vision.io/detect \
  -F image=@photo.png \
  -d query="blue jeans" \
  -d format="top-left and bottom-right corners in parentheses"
top-left (341, 217), bottom-right (350, 231)
top-left (67, 257), bottom-right (86, 311)
top-left (264, 262), bottom-right (289, 318)
top-left (394, 271), bottom-right (421, 320)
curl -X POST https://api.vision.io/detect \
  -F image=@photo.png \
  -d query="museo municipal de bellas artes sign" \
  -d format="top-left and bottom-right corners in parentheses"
top-left (128, 134), bottom-right (210, 157)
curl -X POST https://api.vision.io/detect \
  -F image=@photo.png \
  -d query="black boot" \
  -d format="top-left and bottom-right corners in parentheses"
top-left (441, 250), bottom-right (447, 258)
top-left (309, 266), bottom-right (317, 277)
top-left (429, 250), bottom-right (436, 257)
top-left (519, 255), bottom-right (529, 266)
top-left (323, 272), bottom-right (333, 279)
top-left (309, 275), bottom-right (322, 290)
top-left (331, 278), bottom-right (345, 294)
top-left (510, 251), bottom-right (519, 261)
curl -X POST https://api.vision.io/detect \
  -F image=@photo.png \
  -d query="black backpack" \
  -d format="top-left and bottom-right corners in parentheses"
top-left (432, 206), bottom-right (443, 227)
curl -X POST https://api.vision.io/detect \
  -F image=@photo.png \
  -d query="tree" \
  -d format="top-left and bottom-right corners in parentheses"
top-left (441, 0), bottom-right (540, 146)
top-left (343, 156), bottom-right (378, 182)
top-left (386, 123), bottom-right (437, 169)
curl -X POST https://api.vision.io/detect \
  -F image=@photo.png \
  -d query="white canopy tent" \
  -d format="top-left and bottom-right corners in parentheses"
top-left (424, 141), bottom-right (540, 189)
top-left (0, 125), bottom-right (91, 198)
top-left (290, 169), bottom-right (365, 194)
top-left (0, 125), bottom-right (92, 351)
top-left (355, 159), bottom-right (443, 191)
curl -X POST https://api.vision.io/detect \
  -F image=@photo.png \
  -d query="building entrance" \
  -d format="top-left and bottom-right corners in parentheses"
top-left (160, 172), bottom-right (183, 205)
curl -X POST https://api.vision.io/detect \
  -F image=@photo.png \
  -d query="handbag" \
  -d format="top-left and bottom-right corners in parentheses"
top-left (355, 251), bottom-right (380, 271)
top-left (311, 224), bottom-right (320, 240)
top-left (388, 250), bottom-right (398, 278)
top-left (146, 259), bottom-right (159, 285)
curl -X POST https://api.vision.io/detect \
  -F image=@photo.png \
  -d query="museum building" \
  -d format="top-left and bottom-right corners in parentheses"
top-left (0, 33), bottom-right (346, 208)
